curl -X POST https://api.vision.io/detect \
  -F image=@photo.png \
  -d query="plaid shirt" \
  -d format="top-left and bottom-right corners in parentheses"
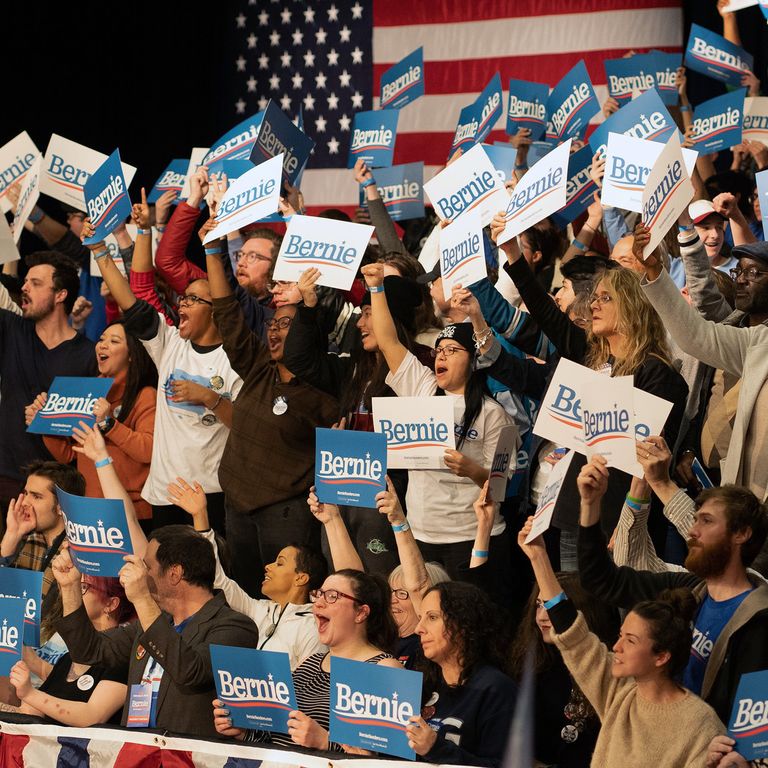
top-left (11, 532), bottom-right (63, 598)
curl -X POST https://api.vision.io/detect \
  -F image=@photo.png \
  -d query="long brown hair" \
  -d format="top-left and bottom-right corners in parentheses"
top-left (584, 267), bottom-right (672, 377)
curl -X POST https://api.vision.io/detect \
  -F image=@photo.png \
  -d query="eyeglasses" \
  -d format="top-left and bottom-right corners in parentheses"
top-left (730, 267), bottom-right (768, 282)
top-left (430, 345), bottom-right (467, 359)
top-left (309, 588), bottom-right (361, 605)
top-left (235, 250), bottom-right (272, 265)
top-left (589, 293), bottom-right (613, 306)
top-left (267, 280), bottom-right (296, 292)
top-left (266, 317), bottom-right (293, 331)
top-left (178, 294), bottom-right (213, 307)
top-left (81, 582), bottom-right (102, 596)
top-left (391, 588), bottom-right (409, 600)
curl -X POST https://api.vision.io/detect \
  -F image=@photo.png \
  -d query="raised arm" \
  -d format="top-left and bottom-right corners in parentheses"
top-left (360, 263), bottom-right (407, 373)
top-left (308, 489), bottom-right (364, 571)
top-left (81, 220), bottom-right (137, 312)
top-left (354, 160), bottom-right (407, 256)
top-left (713, 192), bottom-right (757, 247)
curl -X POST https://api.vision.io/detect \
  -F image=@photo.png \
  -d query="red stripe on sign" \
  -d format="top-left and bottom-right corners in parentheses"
top-left (374, 48), bottom-right (681, 94)
top-left (373, 0), bottom-right (679, 26)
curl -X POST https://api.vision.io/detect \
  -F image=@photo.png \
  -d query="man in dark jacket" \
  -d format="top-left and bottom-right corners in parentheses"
top-left (54, 525), bottom-right (259, 738)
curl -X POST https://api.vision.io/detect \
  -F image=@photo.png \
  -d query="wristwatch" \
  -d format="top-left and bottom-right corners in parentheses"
top-left (97, 416), bottom-right (115, 435)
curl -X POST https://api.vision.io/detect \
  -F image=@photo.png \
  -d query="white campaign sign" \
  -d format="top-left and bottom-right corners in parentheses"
top-left (722, 0), bottom-right (758, 10)
top-left (0, 214), bottom-right (20, 265)
top-left (641, 133), bottom-right (694, 259)
top-left (439, 210), bottom-right (486, 300)
top-left (525, 450), bottom-right (575, 543)
top-left (488, 424), bottom-right (520, 503)
top-left (40, 135), bottom-right (136, 210)
top-left (203, 154), bottom-right (283, 244)
top-left (0, 131), bottom-right (40, 213)
top-left (581, 375), bottom-right (637, 474)
top-left (497, 139), bottom-right (571, 246)
top-left (743, 97), bottom-right (768, 148)
top-left (424, 144), bottom-right (509, 226)
top-left (179, 147), bottom-right (210, 201)
top-left (602, 132), bottom-right (698, 213)
top-left (372, 396), bottom-right (456, 469)
top-left (272, 215), bottom-right (374, 290)
top-left (533, 358), bottom-right (673, 477)
top-left (12, 156), bottom-right (42, 244)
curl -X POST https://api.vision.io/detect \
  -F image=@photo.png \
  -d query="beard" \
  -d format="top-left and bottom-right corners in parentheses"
top-left (22, 294), bottom-right (56, 321)
top-left (684, 537), bottom-right (732, 579)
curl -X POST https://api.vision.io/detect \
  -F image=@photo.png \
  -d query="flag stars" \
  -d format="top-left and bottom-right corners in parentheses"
top-left (280, 94), bottom-right (292, 111)
top-left (351, 2), bottom-right (363, 19)
top-left (258, 95), bottom-right (269, 110)
top-left (304, 7), bottom-right (315, 23)
top-left (351, 91), bottom-right (364, 108)
top-left (258, 53), bottom-right (269, 69)
top-left (304, 50), bottom-right (316, 67)
top-left (327, 137), bottom-right (340, 154)
top-left (338, 114), bottom-right (351, 131)
top-left (258, 9), bottom-right (269, 25)
top-left (315, 116), bottom-right (327, 132)
top-left (247, 76), bottom-right (257, 92)
top-left (269, 30), bottom-right (281, 46)
top-left (269, 73), bottom-right (281, 90)
top-left (292, 72), bottom-right (304, 89)
top-left (247, 33), bottom-right (257, 49)
top-left (327, 49), bottom-right (339, 66)
top-left (351, 47), bottom-right (364, 64)
top-left (315, 71), bottom-right (328, 89)
top-left (327, 4), bottom-right (339, 21)
top-left (280, 50), bottom-right (292, 67)
top-left (327, 92), bottom-right (339, 110)
top-left (316, 27), bottom-right (328, 44)
top-left (292, 28), bottom-right (304, 45)
top-left (236, 13), bottom-right (246, 28)
top-left (339, 25), bottom-right (351, 43)
top-left (280, 6), bottom-right (292, 24)
top-left (339, 69), bottom-right (352, 87)
top-left (303, 93), bottom-right (316, 111)
top-left (235, 99), bottom-right (246, 114)
top-left (235, 56), bottom-right (246, 72)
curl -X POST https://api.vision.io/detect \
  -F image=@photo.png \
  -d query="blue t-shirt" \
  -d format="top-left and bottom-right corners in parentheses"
top-left (683, 588), bottom-right (752, 695)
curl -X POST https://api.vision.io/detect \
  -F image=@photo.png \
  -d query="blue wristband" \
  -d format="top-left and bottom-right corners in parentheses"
top-left (572, 237), bottom-right (587, 251)
top-left (28, 207), bottom-right (44, 224)
top-left (514, 163), bottom-right (527, 170)
top-left (94, 457), bottom-right (113, 469)
top-left (543, 592), bottom-right (568, 610)
top-left (679, 105), bottom-right (691, 113)
top-left (471, 549), bottom-right (489, 558)
top-left (678, 224), bottom-right (694, 232)
top-left (92, 249), bottom-right (109, 261)
top-left (136, 228), bottom-right (151, 236)
top-left (360, 178), bottom-right (376, 189)
top-left (391, 521), bottom-right (410, 533)
top-left (367, 285), bottom-right (385, 293)
top-left (204, 247), bottom-right (223, 256)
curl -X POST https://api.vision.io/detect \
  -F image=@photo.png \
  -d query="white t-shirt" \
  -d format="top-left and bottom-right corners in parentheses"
top-left (140, 317), bottom-right (243, 505)
top-left (386, 352), bottom-right (517, 544)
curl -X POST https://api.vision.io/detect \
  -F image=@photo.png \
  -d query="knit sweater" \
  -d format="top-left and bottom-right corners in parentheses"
top-left (551, 606), bottom-right (724, 768)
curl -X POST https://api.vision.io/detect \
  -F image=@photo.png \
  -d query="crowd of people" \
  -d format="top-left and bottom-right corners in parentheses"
top-left (1, 4), bottom-right (768, 767)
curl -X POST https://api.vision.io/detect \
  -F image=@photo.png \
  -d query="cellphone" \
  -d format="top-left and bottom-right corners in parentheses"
top-left (691, 457), bottom-right (714, 489)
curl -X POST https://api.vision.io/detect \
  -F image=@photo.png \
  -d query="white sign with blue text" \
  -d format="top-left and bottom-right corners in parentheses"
top-left (82, 149), bottom-right (132, 246)
top-left (488, 424), bottom-right (521, 503)
top-left (602, 133), bottom-right (697, 213)
top-left (684, 23), bottom-right (753, 87)
top-left (641, 133), bottom-right (694, 259)
top-left (497, 139), bottom-right (571, 245)
top-left (0, 568), bottom-right (43, 647)
top-left (56, 489), bottom-right (134, 577)
top-left (41, 134), bottom-right (136, 210)
top-left (330, 656), bottom-right (422, 759)
top-left (179, 147), bottom-right (209, 202)
top-left (743, 97), bottom-right (768, 148)
top-left (373, 396), bottom-right (456, 469)
top-left (757, 170), bottom-right (768, 241)
top-left (11, 156), bottom-right (42, 244)
top-left (728, 670), bottom-right (768, 760)
top-left (524, 449), bottom-right (575, 543)
top-left (0, 131), bottom-right (40, 214)
top-left (439, 210), bottom-right (486, 300)
top-left (0, 596), bottom-right (25, 676)
top-left (203, 154), bottom-right (283, 244)
top-left (27, 377), bottom-right (114, 437)
top-left (348, 110), bottom-right (399, 169)
top-left (210, 645), bottom-right (297, 733)
top-left (272, 215), bottom-right (374, 290)
top-left (380, 48), bottom-right (424, 110)
top-left (315, 428), bottom-right (387, 508)
top-left (550, 145), bottom-right (600, 228)
top-left (424, 144), bottom-right (509, 226)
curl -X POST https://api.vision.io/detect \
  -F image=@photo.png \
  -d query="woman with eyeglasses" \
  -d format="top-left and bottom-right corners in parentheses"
top-left (81, 193), bottom-right (242, 535)
top-left (8, 570), bottom-right (135, 727)
top-left (360, 262), bottom-right (519, 601)
top-left (489, 212), bottom-right (688, 567)
top-left (213, 569), bottom-right (401, 752)
top-left (202, 219), bottom-right (339, 598)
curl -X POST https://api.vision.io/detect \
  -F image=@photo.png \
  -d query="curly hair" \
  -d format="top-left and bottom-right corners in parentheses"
top-left (417, 581), bottom-right (509, 689)
top-left (584, 267), bottom-right (672, 377)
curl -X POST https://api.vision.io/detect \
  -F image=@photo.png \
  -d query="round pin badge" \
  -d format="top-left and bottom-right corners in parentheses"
top-left (210, 375), bottom-right (224, 390)
top-left (202, 414), bottom-right (218, 426)
top-left (77, 674), bottom-right (95, 691)
top-left (272, 396), bottom-right (288, 416)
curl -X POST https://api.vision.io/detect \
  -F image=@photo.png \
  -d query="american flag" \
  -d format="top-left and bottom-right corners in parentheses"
top-left (230, 0), bottom-right (683, 215)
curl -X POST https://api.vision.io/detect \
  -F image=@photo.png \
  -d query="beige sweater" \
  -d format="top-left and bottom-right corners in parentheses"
top-left (553, 611), bottom-right (724, 768)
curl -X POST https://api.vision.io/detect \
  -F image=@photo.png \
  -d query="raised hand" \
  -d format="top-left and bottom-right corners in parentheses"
top-left (9, 661), bottom-right (33, 700)
top-left (576, 455), bottom-right (609, 505)
top-left (589, 151), bottom-right (606, 188)
top-left (51, 544), bottom-right (81, 589)
top-left (24, 392), bottom-right (47, 426)
top-left (473, 480), bottom-right (495, 528)
top-left (70, 297), bottom-right (94, 330)
top-left (297, 267), bottom-right (321, 308)
top-left (154, 189), bottom-right (178, 228)
top-left (602, 96), bottom-right (620, 120)
top-left (71, 420), bottom-right (109, 464)
top-left (517, 515), bottom-right (547, 560)
top-left (307, 487), bottom-right (339, 525)
top-left (360, 262), bottom-right (384, 289)
top-left (188, 166), bottom-right (210, 207)
top-left (375, 475), bottom-right (406, 525)
top-left (167, 477), bottom-right (207, 520)
top-left (353, 158), bottom-right (373, 185)
top-left (207, 173), bottom-right (229, 210)
top-left (79, 218), bottom-right (107, 253)
top-left (131, 187), bottom-right (151, 230)
top-left (450, 283), bottom-right (481, 319)
top-left (5, 493), bottom-right (35, 541)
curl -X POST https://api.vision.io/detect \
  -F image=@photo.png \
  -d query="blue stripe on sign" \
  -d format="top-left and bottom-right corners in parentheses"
top-left (56, 736), bottom-right (90, 768)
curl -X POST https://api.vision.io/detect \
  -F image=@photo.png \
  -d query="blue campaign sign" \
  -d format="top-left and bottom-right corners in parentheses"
top-left (550, 146), bottom-right (600, 228)
top-left (0, 569), bottom-right (43, 648)
top-left (648, 51), bottom-right (681, 106)
top-left (589, 87), bottom-right (677, 157)
top-left (147, 159), bottom-right (187, 203)
top-left (483, 143), bottom-right (518, 183)
top-left (28, 377), bottom-right (114, 437)
top-left (604, 55), bottom-right (657, 106)
top-left (360, 162), bottom-right (424, 221)
top-left (250, 100), bottom-right (315, 187)
top-left (525, 140), bottom-right (556, 166)
top-left (210, 645), bottom-right (297, 733)
top-left (0, 596), bottom-right (25, 676)
top-left (474, 73), bottom-right (503, 144)
top-left (203, 112), bottom-right (265, 178)
top-left (56, 488), bottom-right (134, 577)
top-left (380, 48), bottom-right (424, 110)
top-left (545, 60), bottom-right (599, 143)
top-left (506, 78), bottom-right (549, 140)
top-left (450, 102), bottom-right (481, 159)
top-left (757, 170), bottom-right (768, 241)
top-left (728, 670), bottom-right (768, 760)
top-left (348, 109), bottom-right (399, 169)
top-left (82, 149), bottom-right (131, 246)
top-left (315, 428), bottom-right (387, 508)
top-left (329, 656), bottom-right (422, 759)
top-left (685, 23), bottom-right (754, 87)
top-left (691, 88), bottom-right (745, 154)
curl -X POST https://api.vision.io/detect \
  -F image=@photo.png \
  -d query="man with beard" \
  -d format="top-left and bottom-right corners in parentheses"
top-left (575, 454), bottom-right (768, 724)
top-left (0, 252), bottom-right (97, 514)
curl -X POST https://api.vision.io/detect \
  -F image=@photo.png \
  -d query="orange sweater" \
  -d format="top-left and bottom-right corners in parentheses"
top-left (44, 377), bottom-right (156, 520)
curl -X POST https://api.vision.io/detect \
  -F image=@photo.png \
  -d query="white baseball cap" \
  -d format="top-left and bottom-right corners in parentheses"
top-left (688, 199), bottom-right (727, 225)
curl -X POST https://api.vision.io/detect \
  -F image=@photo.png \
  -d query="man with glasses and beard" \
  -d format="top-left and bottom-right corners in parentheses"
top-left (575, 453), bottom-right (768, 725)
